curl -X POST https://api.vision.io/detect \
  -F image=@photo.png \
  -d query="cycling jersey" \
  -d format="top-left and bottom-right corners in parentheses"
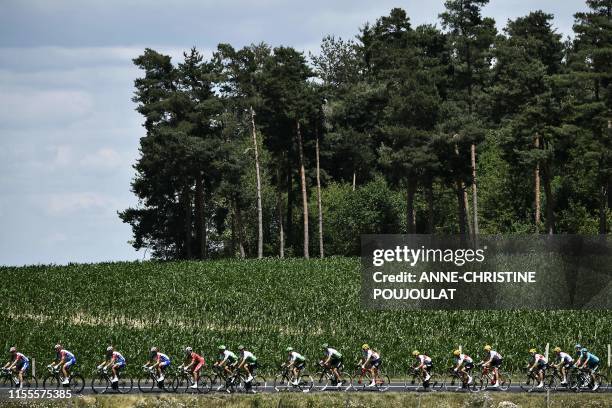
top-left (582, 352), bottom-right (600, 367)
top-left (14, 352), bottom-right (29, 364)
top-left (219, 350), bottom-right (237, 364)
top-left (59, 350), bottom-right (76, 368)
top-left (190, 352), bottom-right (205, 364)
top-left (532, 354), bottom-right (547, 366)
top-left (241, 351), bottom-right (257, 364)
top-left (416, 355), bottom-right (432, 365)
top-left (156, 352), bottom-right (170, 367)
top-left (363, 349), bottom-right (380, 361)
top-left (556, 352), bottom-right (573, 365)
top-left (325, 348), bottom-right (342, 359)
top-left (14, 353), bottom-right (30, 371)
top-left (289, 352), bottom-right (305, 363)
top-left (111, 351), bottom-right (126, 364)
top-left (455, 354), bottom-right (473, 366)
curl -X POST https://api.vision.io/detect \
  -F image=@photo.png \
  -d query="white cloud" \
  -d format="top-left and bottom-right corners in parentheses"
top-left (79, 147), bottom-right (124, 169)
top-left (44, 192), bottom-right (119, 215)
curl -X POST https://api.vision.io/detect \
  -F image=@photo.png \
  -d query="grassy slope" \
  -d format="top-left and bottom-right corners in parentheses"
top-left (0, 258), bottom-right (609, 377)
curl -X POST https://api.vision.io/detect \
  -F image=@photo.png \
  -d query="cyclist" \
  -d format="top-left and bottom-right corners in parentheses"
top-left (527, 348), bottom-right (547, 388)
top-left (97, 346), bottom-right (126, 383)
top-left (360, 344), bottom-right (382, 387)
top-left (411, 350), bottom-right (433, 382)
top-left (237, 345), bottom-right (258, 384)
top-left (181, 346), bottom-right (206, 389)
top-left (573, 344), bottom-right (583, 363)
top-left (283, 347), bottom-right (306, 386)
top-left (51, 344), bottom-right (76, 385)
top-left (452, 349), bottom-right (474, 385)
top-left (551, 346), bottom-right (573, 386)
top-left (480, 345), bottom-right (502, 388)
top-left (143, 347), bottom-right (170, 382)
top-left (3, 347), bottom-right (30, 388)
top-left (577, 347), bottom-right (600, 391)
top-left (214, 345), bottom-right (238, 376)
top-left (321, 343), bottom-right (344, 387)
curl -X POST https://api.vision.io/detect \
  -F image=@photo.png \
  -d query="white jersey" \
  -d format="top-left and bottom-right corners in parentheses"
top-left (326, 348), bottom-right (341, 358)
top-left (533, 353), bottom-right (547, 364)
top-left (364, 349), bottom-right (380, 361)
top-left (417, 354), bottom-right (432, 364)
top-left (456, 353), bottom-right (473, 365)
top-left (557, 352), bottom-right (573, 364)
top-left (487, 350), bottom-right (502, 360)
top-left (289, 351), bottom-right (305, 362)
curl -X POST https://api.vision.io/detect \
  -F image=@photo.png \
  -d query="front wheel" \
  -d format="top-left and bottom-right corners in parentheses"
top-left (91, 376), bottom-right (109, 394)
top-left (117, 377), bottom-right (133, 394)
top-left (273, 373), bottom-right (290, 392)
top-left (375, 373), bottom-right (391, 392)
top-left (519, 373), bottom-right (537, 392)
top-left (70, 374), bottom-right (85, 394)
top-left (138, 375), bottom-right (154, 393)
top-left (42, 374), bottom-right (60, 390)
top-left (247, 375), bottom-right (266, 393)
top-left (313, 371), bottom-right (330, 391)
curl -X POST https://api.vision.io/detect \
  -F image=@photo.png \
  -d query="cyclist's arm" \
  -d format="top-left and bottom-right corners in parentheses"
top-left (362, 356), bottom-right (371, 368)
top-left (323, 355), bottom-right (331, 365)
top-left (237, 357), bottom-right (246, 369)
top-left (185, 358), bottom-right (195, 370)
top-left (286, 359), bottom-right (294, 368)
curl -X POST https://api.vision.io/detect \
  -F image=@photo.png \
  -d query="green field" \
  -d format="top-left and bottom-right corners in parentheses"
top-left (0, 258), bottom-right (609, 377)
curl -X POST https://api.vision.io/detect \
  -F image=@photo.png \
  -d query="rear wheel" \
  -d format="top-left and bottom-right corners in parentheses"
top-left (42, 374), bottom-right (60, 390)
top-left (376, 373), bottom-right (391, 392)
top-left (211, 374), bottom-right (227, 392)
top-left (404, 372), bottom-right (421, 391)
top-left (117, 377), bottom-right (133, 394)
top-left (70, 374), bottom-right (85, 394)
top-left (273, 373), bottom-right (290, 392)
top-left (313, 371), bottom-right (330, 391)
top-left (138, 376), bottom-right (154, 393)
top-left (172, 375), bottom-right (187, 393)
top-left (298, 373), bottom-right (314, 393)
top-left (520, 373), bottom-right (537, 392)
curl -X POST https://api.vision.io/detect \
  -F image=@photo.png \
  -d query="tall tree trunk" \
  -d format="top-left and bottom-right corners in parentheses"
top-left (315, 132), bottom-right (324, 258)
top-left (455, 180), bottom-right (467, 235)
top-left (426, 178), bottom-right (435, 234)
top-left (276, 165), bottom-right (285, 258)
top-left (195, 174), bottom-right (206, 259)
top-left (406, 179), bottom-right (417, 234)
top-left (286, 161), bottom-right (294, 250)
top-left (352, 171), bottom-right (356, 191)
top-left (470, 143), bottom-right (479, 236)
top-left (542, 160), bottom-right (554, 235)
top-left (296, 120), bottom-right (309, 259)
top-left (534, 134), bottom-right (541, 232)
top-left (250, 106), bottom-right (263, 258)
top-left (183, 187), bottom-right (192, 259)
top-left (234, 198), bottom-right (245, 259)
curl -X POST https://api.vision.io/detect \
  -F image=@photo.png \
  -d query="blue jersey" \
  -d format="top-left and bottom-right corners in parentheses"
top-left (582, 352), bottom-right (600, 365)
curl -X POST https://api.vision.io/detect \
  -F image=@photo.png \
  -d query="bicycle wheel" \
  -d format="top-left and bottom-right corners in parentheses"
top-left (250, 375), bottom-right (266, 393)
top-left (162, 373), bottom-right (176, 392)
top-left (273, 373), bottom-right (290, 392)
top-left (42, 374), bottom-right (60, 390)
top-left (404, 373), bottom-right (420, 391)
top-left (198, 374), bottom-right (213, 394)
top-left (22, 376), bottom-right (38, 390)
top-left (138, 375), bottom-right (154, 393)
top-left (117, 377), bottom-right (133, 394)
top-left (70, 374), bottom-right (85, 394)
top-left (544, 373), bottom-right (558, 391)
top-left (314, 371), bottom-right (331, 391)
top-left (591, 373), bottom-right (606, 392)
top-left (0, 375), bottom-right (14, 391)
top-left (91, 376), bottom-right (109, 394)
top-left (352, 371), bottom-right (370, 392)
top-left (376, 373), bottom-right (391, 392)
top-left (172, 375), bottom-right (187, 393)
top-left (337, 372), bottom-right (352, 391)
top-left (520, 374), bottom-right (537, 392)
top-left (429, 373), bottom-right (444, 391)
top-left (298, 373), bottom-right (314, 393)
top-left (211, 374), bottom-right (226, 392)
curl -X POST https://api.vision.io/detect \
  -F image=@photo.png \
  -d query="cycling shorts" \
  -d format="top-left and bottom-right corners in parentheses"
top-left (463, 362), bottom-right (474, 370)
top-left (490, 358), bottom-right (502, 368)
top-left (294, 361), bottom-right (305, 370)
top-left (246, 361), bottom-right (258, 374)
top-left (159, 360), bottom-right (170, 368)
top-left (329, 357), bottom-right (342, 368)
top-left (114, 361), bottom-right (126, 369)
top-left (370, 358), bottom-right (382, 368)
top-left (194, 361), bottom-right (204, 372)
top-left (16, 360), bottom-right (29, 372)
top-left (587, 363), bottom-right (599, 372)
top-left (64, 358), bottom-right (76, 369)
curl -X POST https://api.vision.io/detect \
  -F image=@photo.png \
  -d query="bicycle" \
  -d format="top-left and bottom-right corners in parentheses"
top-left (137, 365), bottom-right (175, 393)
top-left (545, 365), bottom-right (573, 392)
top-left (443, 367), bottom-right (478, 392)
top-left (404, 367), bottom-right (443, 392)
top-left (0, 367), bottom-right (38, 390)
top-left (172, 366), bottom-right (213, 393)
top-left (313, 360), bottom-right (352, 391)
top-left (42, 364), bottom-right (84, 394)
top-left (475, 363), bottom-right (511, 392)
top-left (351, 363), bottom-right (390, 392)
top-left (224, 367), bottom-right (266, 394)
top-left (273, 364), bottom-right (314, 393)
top-left (91, 366), bottom-right (133, 394)
top-left (569, 366), bottom-right (608, 393)
top-left (519, 365), bottom-right (552, 392)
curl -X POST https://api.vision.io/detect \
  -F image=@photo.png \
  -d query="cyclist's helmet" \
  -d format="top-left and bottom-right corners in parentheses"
top-left (54, 344), bottom-right (62, 351)
top-left (362, 344), bottom-right (370, 350)
top-left (9, 347), bottom-right (16, 353)
top-left (484, 345), bottom-right (492, 351)
top-left (238, 345), bottom-right (245, 351)
top-left (185, 347), bottom-right (193, 355)
top-left (580, 348), bottom-right (588, 354)
top-left (529, 348), bottom-right (537, 354)
top-left (412, 350), bottom-right (420, 356)
top-left (286, 347), bottom-right (293, 352)
top-left (150, 346), bottom-right (158, 352)
top-left (107, 346), bottom-right (114, 352)
top-left (321, 343), bottom-right (328, 350)
top-left (574, 344), bottom-right (582, 350)
top-left (453, 349), bottom-right (461, 356)
top-left (553, 347), bottom-right (561, 353)
top-left (218, 345), bottom-right (226, 351)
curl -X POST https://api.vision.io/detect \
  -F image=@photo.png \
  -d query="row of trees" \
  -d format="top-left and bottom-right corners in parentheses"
top-left (120, 0), bottom-right (611, 259)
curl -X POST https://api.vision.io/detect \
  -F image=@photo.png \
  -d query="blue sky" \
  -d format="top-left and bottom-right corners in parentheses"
top-left (0, 0), bottom-right (589, 266)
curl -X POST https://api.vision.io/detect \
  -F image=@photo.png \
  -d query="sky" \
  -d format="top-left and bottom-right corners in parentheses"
top-left (0, 0), bottom-right (589, 266)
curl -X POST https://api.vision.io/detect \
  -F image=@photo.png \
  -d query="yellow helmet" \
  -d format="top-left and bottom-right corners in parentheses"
top-left (412, 350), bottom-right (420, 356)
top-left (484, 345), bottom-right (492, 351)
top-left (553, 347), bottom-right (561, 353)
top-left (453, 349), bottom-right (461, 356)
top-left (529, 348), bottom-right (537, 354)
top-left (361, 344), bottom-right (370, 350)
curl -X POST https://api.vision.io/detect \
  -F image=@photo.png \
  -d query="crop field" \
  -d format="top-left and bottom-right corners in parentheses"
top-left (0, 258), bottom-right (609, 377)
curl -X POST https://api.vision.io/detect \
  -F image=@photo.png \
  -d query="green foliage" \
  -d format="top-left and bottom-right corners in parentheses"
top-left (1, 259), bottom-right (609, 377)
